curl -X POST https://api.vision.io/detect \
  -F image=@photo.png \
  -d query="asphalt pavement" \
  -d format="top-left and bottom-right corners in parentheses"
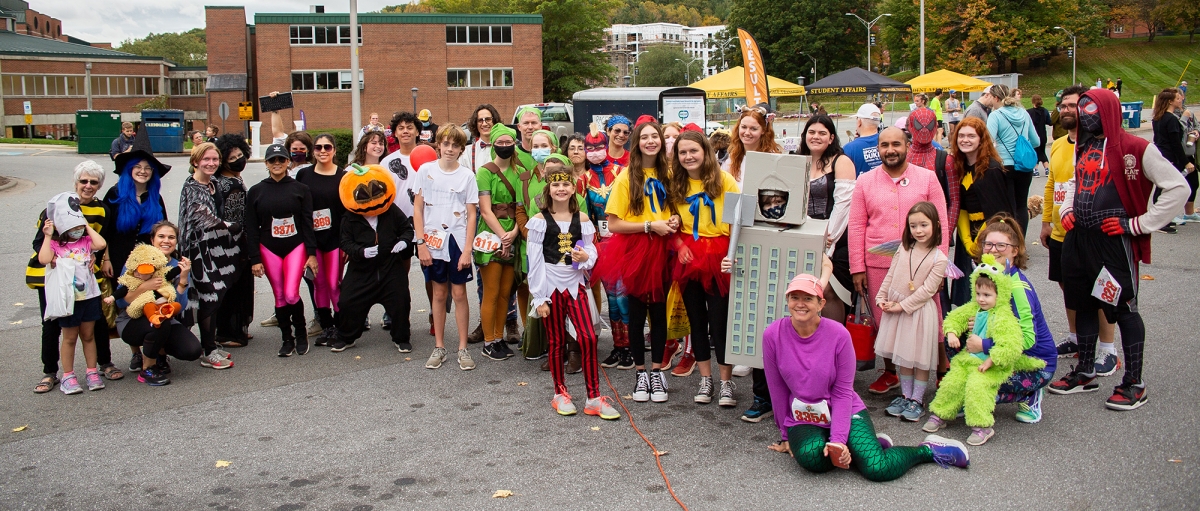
top-left (0, 146), bottom-right (1196, 509)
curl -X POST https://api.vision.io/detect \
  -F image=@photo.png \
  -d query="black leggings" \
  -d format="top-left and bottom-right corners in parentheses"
top-left (682, 280), bottom-right (728, 365)
top-left (627, 296), bottom-right (667, 367)
top-left (1075, 306), bottom-right (1146, 386)
top-left (121, 316), bottom-right (203, 362)
top-left (1007, 166), bottom-right (1032, 236)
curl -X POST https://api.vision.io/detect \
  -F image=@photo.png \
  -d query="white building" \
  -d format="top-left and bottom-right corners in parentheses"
top-left (604, 23), bottom-right (726, 85)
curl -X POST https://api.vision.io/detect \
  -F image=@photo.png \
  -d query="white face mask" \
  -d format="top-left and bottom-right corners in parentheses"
top-left (665, 137), bottom-right (676, 155)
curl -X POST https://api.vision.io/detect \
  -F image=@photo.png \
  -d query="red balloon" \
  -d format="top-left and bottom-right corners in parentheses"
top-left (410, 145), bottom-right (438, 171)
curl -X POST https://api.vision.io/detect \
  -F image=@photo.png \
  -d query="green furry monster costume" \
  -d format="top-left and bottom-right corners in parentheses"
top-left (928, 255), bottom-right (1046, 428)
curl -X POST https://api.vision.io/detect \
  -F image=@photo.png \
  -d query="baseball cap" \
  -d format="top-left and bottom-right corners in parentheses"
top-left (852, 103), bottom-right (882, 121)
top-left (785, 273), bottom-right (823, 298)
top-left (264, 143), bottom-right (288, 161)
top-left (894, 116), bottom-right (908, 130)
top-left (418, 109), bottom-right (432, 121)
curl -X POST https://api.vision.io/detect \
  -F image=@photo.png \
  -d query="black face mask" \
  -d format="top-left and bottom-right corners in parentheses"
top-left (493, 145), bottom-right (516, 160)
top-left (228, 156), bottom-right (247, 173)
top-left (290, 152), bottom-right (308, 164)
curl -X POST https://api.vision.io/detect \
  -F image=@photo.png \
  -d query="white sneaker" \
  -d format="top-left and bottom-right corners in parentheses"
top-left (457, 349), bottom-right (476, 371)
top-left (425, 347), bottom-right (447, 369)
top-left (731, 365), bottom-right (751, 377)
top-left (259, 314), bottom-right (277, 327)
top-left (552, 393), bottom-right (576, 415)
top-left (199, 351), bottom-right (233, 370)
top-left (718, 379), bottom-right (738, 407)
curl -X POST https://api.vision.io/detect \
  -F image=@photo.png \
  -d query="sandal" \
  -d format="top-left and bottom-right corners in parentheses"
top-left (101, 364), bottom-right (124, 381)
top-left (34, 374), bottom-right (59, 393)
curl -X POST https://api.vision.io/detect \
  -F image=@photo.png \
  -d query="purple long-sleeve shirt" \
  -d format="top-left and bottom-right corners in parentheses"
top-left (763, 317), bottom-right (867, 444)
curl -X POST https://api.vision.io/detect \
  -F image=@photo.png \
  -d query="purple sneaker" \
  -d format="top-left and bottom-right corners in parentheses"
top-left (922, 434), bottom-right (970, 469)
top-left (59, 374), bottom-right (83, 395)
top-left (85, 370), bottom-right (105, 391)
top-left (876, 433), bottom-right (893, 450)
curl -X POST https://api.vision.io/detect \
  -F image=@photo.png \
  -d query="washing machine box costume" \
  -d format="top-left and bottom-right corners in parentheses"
top-left (724, 151), bottom-right (827, 369)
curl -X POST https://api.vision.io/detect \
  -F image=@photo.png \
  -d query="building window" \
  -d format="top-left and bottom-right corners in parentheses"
top-left (291, 70), bottom-right (364, 91)
top-left (1113, 25), bottom-right (1125, 34)
top-left (2, 74), bottom-right (107, 97)
top-left (447, 68), bottom-right (513, 88)
top-left (169, 78), bottom-right (206, 96)
top-left (289, 25), bottom-right (361, 45)
top-left (445, 25), bottom-right (512, 44)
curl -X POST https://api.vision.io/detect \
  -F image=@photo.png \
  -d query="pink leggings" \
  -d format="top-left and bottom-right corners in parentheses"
top-left (313, 249), bottom-right (342, 311)
top-left (261, 244), bottom-right (307, 308)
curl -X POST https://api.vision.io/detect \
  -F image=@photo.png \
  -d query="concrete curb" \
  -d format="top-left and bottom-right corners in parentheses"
top-left (0, 177), bottom-right (16, 192)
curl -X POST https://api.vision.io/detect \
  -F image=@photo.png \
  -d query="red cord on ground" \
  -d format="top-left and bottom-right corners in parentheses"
top-left (601, 366), bottom-right (689, 511)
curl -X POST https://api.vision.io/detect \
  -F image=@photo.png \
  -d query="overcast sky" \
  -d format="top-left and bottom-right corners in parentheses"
top-left (35, 1), bottom-right (411, 45)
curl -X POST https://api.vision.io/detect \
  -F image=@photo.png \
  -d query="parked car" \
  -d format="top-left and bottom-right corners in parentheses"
top-left (511, 103), bottom-right (573, 146)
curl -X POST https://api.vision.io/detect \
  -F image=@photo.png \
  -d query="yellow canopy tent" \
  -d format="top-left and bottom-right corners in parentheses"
top-left (905, 69), bottom-right (993, 94)
top-left (689, 66), bottom-right (806, 98)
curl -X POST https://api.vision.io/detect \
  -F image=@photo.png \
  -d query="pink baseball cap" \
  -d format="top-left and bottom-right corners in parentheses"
top-left (785, 274), bottom-right (823, 297)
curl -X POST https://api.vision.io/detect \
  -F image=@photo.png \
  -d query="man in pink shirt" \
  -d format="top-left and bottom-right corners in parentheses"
top-left (849, 127), bottom-right (950, 394)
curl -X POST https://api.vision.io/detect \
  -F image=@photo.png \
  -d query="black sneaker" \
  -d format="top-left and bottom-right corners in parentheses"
top-left (137, 367), bottom-right (170, 387)
top-left (740, 396), bottom-right (773, 423)
top-left (382, 313), bottom-right (392, 330)
top-left (396, 342), bottom-right (412, 353)
top-left (363, 318), bottom-right (371, 331)
top-left (1056, 338), bottom-right (1079, 358)
top-left (1105, 383), bottom-right (1148, 411)
top-left (1048, 370), bottom-right (1099, 395)
top-left (1159, 223), bottom-right (1178, 234)
top-left (330, 340), bottom-right (355, 352)
top-left (314, 327), bottom-right (334, 347)
top-left (498, 342), bottom-right (515, 359)
top-left (129, 352), bottom-right (143, 372)
top-left (296, 332), bottom-right (310, 355)
top-left (600, 349), bottom-right (621, 368)
top-left (278, 340), bottom-right (296, 357)
top-left (481, 343), bottom-right (507, 361)
top-left (616, 349), bottom-right (635, 370)
top-left (156, 357), bottom-right (171, 375)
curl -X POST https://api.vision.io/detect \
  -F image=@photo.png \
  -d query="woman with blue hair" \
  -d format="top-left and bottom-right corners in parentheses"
top-left (104, 129), bottom-right (171, 372)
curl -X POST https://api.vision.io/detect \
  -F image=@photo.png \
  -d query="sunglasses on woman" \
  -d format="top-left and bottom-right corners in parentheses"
top-left (314, 144), bottom-right (335, 152)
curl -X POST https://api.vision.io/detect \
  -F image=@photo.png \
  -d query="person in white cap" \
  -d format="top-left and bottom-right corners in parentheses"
top-left (843, 103), bottom-right (884, 177)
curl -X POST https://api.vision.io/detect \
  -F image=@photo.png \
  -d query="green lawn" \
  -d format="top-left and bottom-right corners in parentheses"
top-left (1018, 35), bottom-right (1196, 105)
top-left (0, 137), bottom-right (76, 146)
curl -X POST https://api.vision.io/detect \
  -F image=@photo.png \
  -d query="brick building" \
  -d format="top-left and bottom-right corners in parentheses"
top-left (0, 0), bottom-right (208, 141)
top-left (205, 6), bottom-right (544, 144)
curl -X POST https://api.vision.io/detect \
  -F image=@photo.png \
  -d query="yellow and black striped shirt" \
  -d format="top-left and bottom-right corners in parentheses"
top-left (25, 200), bottom-right (109, 289)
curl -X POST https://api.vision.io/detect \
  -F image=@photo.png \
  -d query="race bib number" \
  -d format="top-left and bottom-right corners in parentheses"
top-left (791, 398), bottom-right (831, 426)
top-left (473, 231), bottom-right (501, 254)
top-left (423, 229), bottom-right (447, 250)
top-left (1053, 182), bottom-right (1068, 206)
top-left (313, 208), bottom-right (332, 231)
top-left (420, 130), bottom-right (433, 142)
top-left (271, 217), bottom-right (297, 238)
top-left (1092, 266), bottom-right (1121, 306)
top-left (598, 220), bottom-right (612, 238)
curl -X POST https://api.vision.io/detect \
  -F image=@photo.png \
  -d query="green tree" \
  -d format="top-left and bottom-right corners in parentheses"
top-left (1156, 0), bottom-right (1200, 43)
top-left (116, 28), bottom-right (207, 67)
top-left (635, 44), bottom-right (693, 86)
top-left (726, 0), bottom-right (870, 83)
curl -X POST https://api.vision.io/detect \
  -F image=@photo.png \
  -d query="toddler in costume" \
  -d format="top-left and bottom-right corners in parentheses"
top-left (923, 255), bottom-right (1045, 446)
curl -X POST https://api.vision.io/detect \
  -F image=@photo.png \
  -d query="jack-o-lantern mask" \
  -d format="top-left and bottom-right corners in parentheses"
top-left (340, 163), bottom-right (396, 216)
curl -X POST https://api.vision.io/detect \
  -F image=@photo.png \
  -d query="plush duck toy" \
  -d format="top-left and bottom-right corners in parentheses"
top-left (119, 244), bottom-right (179, 327)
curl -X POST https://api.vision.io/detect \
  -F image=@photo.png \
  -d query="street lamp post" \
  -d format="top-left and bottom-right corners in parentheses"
top-left (798, 51), bottom-right (817, 85)
top-left (845, 12), bottom-right (892, 72)
top-left (674, 57), bottom-right (701, 84)
top-left (1054, 26), bottom-right (1077, 85)
top-left (411, 87), bottom-right (418, 113)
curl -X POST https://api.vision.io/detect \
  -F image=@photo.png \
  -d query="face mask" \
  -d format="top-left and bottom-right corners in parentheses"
top-left (62, 228), bottom-right (84, 241)
top-left (228, 156), bottom-right (247, 173)
top-left (665, 137), bottom-right (676, 155)
top-left (493, 145), bottom-right (516, 160)
top-left (422, 121), bottom-right (430, 128)
top-left (586, 150), bottom-right (607, 164)
top-left (531, 148), bottom-right (552, 164)
top-left (290, 152), bottom-right (307, 163)
top-left (762, 205), bottom-right (786, 220)
top-left (1078, 96), bottom-right (1104, 136)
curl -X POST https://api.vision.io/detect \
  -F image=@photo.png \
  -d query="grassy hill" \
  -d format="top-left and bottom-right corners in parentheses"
top-left (891, 35), bottom-right (1197, 106)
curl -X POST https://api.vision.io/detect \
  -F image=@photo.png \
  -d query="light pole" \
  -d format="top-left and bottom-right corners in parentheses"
top-left (710, 38), bottom-right (736, 72)
top-left (411, 87), bottom-right (418, 113)
top-left (674, 57), bottom-right (701, 84)
top-left (798, 51), bottom-right (817, 85)
top-left (349, 0), bottom-right (362, 142)
top-left (1054, 26), bottom-right (1076, 85)
top-left (845, 12), bottom-right (892, 72)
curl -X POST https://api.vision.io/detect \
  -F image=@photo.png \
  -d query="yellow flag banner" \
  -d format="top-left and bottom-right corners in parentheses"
top-left (737, 29), bottom-right (770, 107)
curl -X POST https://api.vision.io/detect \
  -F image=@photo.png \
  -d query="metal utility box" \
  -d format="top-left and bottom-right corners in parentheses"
top-left (140, 109), bottom-right (186, 153)
top-left (75, 110), bottom-right (122, 154)
top-left (725, 220), bottom-right (828, 369)
top-left (571, 87), bottom-right (706, 135)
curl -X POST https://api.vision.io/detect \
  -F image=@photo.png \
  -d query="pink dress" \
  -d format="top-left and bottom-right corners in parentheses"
top-left (873, 244), bottom-right (947, 372)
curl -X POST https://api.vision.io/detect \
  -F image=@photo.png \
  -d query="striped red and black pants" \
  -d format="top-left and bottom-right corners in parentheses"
top-left (545, 286), bottom-right (600, 399)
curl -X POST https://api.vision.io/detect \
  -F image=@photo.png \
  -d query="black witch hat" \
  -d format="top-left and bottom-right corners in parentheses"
top-left (113, 126), bottom-right (172, 176)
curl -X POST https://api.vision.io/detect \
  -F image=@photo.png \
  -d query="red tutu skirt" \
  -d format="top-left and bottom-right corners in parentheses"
top-left (593, 232), bottom-right (670, 302)
top-left (673, 235), bottom-right (731, 296)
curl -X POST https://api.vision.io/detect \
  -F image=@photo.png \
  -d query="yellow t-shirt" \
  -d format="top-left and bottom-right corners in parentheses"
top-left (1045, 135), bottom-right (1074, 242)
top-left (677, 172), bottom-right (741, 237)
top-left (605, 167), bottom-right (672, 223)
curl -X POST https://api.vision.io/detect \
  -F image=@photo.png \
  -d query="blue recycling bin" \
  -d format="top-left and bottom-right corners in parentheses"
top-left (1121, 101), bottom-right (1144, 129)
top-left (140, 109), bottom-right (185, 153)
